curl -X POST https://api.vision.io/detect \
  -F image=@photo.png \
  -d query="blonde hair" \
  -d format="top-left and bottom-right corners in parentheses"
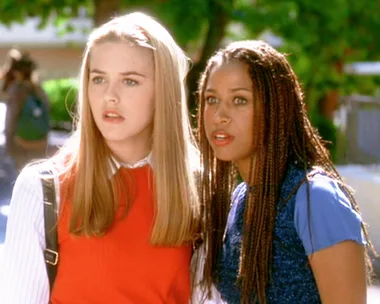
top-left (55, 12), bottom-right (200, 245)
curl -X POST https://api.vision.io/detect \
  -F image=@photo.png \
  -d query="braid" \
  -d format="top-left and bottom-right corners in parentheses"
top-left (197, 60), bottom-right (237, 293)
top-left (196, 40), bottom-right (375, 303)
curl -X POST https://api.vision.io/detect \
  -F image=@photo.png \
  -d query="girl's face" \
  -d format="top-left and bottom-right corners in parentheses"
top-left (203, 61), bottom-right (256, 179)
top-left (88, 42), bottom-right (155, 163)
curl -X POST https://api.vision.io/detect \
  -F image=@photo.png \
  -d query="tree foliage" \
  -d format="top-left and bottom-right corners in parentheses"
top-left (0, 0), bottom-right (233, 111)
top-left (233, 0), bottom-right (380, 118)
top-left (0, 0), bottom-right (93, 28)
top-left (1, 0), bottom-right (380, 119)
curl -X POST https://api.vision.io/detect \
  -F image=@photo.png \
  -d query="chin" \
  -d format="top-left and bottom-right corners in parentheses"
top-left (104, 136), bottom-right (128, 143)
top-left (213, 152), bottom-right (234, 162)
top-left (98, 132), bottom-right (122, 142)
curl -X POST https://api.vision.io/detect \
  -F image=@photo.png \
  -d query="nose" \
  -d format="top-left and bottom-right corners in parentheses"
top-left (213, 104), bottom-right (231, 125)
top-left (104, 82), bottom-right (120, 104)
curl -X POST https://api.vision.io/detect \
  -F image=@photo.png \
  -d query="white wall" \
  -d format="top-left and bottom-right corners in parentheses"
top-left (0, 17), bottom-right (91, 47)
top-left (337, 165), bottom-right (380, 252)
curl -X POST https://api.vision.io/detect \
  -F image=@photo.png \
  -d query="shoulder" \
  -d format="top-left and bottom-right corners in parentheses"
top-left (295, 173), bottom-right (352, 210)
top-left (232, 182), bottom-right (247, 202)
top-left (11, 161), bottom-right (61, 225)
top-left (294, 173), bottom-right (365, 255)
top-left (13, 164), bottom-right (43, 194)
top-left (13, 161), bottom-right (58, 203)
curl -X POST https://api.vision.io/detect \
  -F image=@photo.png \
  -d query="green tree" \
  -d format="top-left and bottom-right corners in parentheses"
top-left (234, 0), bottom-right (380, 120)
top-left (0, 0), bottom-right (234, 111)
top-left (3, 0), bottom-right (378, 122)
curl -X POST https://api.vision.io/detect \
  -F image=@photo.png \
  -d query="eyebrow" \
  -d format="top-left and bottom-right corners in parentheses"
top-left (89, 69), bottom-right (146, 78)
top-left (205, 87), bottom-right (252, 93)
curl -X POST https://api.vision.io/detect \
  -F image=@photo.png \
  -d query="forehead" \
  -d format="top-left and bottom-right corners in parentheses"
top-left (206, 61), bottom-right (252, 88)
top-left (89, 42), bottom-right (154, 72)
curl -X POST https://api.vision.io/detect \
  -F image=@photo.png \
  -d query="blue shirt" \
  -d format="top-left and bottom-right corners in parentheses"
top-left (216, 166), bottom-right (365, 303)
top-left (294, 174), bottom-right (365, 255)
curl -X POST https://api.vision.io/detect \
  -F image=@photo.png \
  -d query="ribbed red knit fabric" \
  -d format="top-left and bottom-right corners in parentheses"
top-left (50, 165), bottom-right (191, 304)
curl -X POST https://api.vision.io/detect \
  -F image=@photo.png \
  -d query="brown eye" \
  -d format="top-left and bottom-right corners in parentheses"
top-left (233, 97), bottom-right (247, 105)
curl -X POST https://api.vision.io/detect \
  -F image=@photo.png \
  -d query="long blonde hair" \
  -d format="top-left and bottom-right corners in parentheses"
top-left (54, 12), bottom-right (200, 245)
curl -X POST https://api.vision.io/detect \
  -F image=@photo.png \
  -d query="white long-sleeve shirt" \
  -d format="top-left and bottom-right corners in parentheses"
top-left (0, 166), bottom-right (50, 304)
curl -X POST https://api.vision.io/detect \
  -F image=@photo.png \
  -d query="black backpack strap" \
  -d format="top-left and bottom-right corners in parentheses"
top-left (40, 168), bottom-right (59, 294)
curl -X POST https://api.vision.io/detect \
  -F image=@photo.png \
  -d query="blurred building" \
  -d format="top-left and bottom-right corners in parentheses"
top-left (0, 17), bottom-right (92, 81)
top-left (336, 63), bottom-right (380, 164)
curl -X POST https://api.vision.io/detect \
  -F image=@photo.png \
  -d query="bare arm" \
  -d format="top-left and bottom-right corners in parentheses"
top-left (309, 241), bottom-right (366, 304)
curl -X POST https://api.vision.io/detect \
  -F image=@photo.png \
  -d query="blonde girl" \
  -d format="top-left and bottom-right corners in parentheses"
top-left (0, 12), bottom-right (199, 303)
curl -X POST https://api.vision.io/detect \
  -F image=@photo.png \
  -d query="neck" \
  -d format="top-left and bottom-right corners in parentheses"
top-left (107, 139), bottom-right (151, 166)
top-left (235, 155), bottom-right (256, 183)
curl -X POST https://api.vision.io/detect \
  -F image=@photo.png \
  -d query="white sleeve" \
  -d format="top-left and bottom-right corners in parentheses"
top-left (191, 245), bottom-right (227, 304)
top-left (0, 166), bottom-right (50, 304)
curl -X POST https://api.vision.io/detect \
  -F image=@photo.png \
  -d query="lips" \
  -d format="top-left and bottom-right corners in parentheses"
top-left (103, 109), bottom-right (125, 123)
top-left (211, 130), bottom-right (234, 146)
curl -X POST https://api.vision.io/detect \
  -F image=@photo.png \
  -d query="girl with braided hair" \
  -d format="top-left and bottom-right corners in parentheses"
top-left (193, 40), bottom-right (375, 303)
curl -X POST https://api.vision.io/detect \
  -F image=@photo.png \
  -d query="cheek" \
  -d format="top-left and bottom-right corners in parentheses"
top-left (240, 113), bottom-right (255, 143)
top-left (203, 107), bottom-right (213, 130)
top-left (126, 86), bottom-right (154, 104)
top-left (87, 94), bottom-right (100, 115)
top-left (133, 92), bottom-right (154, 120)
top-left (145, 105), bottom-right (155, 122)
top-left (87, 85), bottom-right (100, 105)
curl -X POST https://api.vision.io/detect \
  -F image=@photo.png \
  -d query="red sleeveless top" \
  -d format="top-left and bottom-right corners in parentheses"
top-left (50, 165), bottom-right (192, 303)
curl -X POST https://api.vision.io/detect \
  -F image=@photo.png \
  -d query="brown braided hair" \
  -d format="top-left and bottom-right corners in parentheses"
top-left (196, 40), bottom-right (375, 303)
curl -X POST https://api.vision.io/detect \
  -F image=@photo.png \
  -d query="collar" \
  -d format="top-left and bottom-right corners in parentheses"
top-left (109, 152), bottom-right (152, 177)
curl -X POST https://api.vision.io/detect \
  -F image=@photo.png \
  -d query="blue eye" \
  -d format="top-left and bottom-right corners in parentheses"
top-left (92, 76), bottom-right (104, 84)
top-left (234, 97), bottom-right (247, 105)
top-left (206, 96), bottom-right (218, 104)
top-left (124, 79), bottom-right (138, 86)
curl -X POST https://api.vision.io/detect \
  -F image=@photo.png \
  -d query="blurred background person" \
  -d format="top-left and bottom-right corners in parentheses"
top-left (1, 48), bottom-right (50, 170)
